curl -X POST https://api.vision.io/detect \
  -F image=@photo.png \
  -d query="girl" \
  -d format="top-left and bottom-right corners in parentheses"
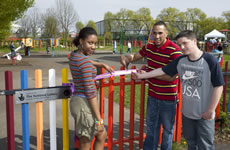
top-left (69, 27), bottom-right (112, 150)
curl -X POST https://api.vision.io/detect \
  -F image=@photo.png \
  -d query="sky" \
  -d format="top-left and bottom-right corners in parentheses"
top-left (34, 0), bottom-right (230, 24)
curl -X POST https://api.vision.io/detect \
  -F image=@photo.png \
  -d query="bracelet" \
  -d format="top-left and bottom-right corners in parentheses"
top-left (96, 119), bottom-right (104, 126)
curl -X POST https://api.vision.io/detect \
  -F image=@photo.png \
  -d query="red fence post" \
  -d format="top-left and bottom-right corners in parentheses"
top-left (108, 66), bottom-right (114, 150)
top-left (5, 71), bottom-right (15, 150)
top-left (176, 81), bottom-right (182, 143)
top-left (119, 66), bottom-right (125, 150)
top-left (215, 56), bottom-right (224, 129)
top-left (100, 68), bottom-right (105, 119)
top-left (129, 66), bottom-right (136, 150)
top-left (223, 61), bottom-right (228, 113)
top-left (139, 65), bottom-right (146, 148)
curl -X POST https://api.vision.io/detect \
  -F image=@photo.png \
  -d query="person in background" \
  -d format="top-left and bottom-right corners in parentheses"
top-left (113, 40), bottom-right (117, 54)
top-left (120, 21), bottom-right (182, 150)
top-left (69, 27), bottom-right (113, 150)
top-left (9, 41), bottom-right (16, 57)
top-left (211, 45), bottom-right (223, 62)
top-left (132, 30), bottom-right (224, 150)
top-left (127, 41), bottom-right (131, 53)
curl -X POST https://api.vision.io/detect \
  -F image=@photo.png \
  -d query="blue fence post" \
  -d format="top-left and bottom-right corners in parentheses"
top-left (20, 70), bottom-right (30, 150)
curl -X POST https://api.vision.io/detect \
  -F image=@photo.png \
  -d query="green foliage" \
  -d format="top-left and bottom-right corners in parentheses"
top-left (219, 111), bottom-right (230, 127)
top-left (222, 10), bottom-right (230, 21)
top-left (103, 7), bottom-right (153, 34)
top-left (86, 20), bottom-right (98, 33)
top-left (41, 15), bottom-right (59, 38)
top-left (104, 32), bottom-right (112, 41)
top-left (0, 23), bottom-right (11, 41)
top-left (0, 0), bottom-right (34, 40)
top-left (75, 21), bottom-right (84, 33)
top-left (97, 35), bottom-right (104, 46)
top-left (157, 7), bottom-right (185, 39)
top-left (103, 7), bottom-right (230, 41)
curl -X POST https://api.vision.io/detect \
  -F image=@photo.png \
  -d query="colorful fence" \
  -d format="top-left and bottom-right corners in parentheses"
top-left (91, 65), bottom-right (182, 150)
top-left (1, 62), bottom-right (230, 150)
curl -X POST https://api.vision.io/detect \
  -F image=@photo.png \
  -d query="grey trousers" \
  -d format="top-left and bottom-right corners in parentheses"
top-left (182, 115), bottom-right (215, 150)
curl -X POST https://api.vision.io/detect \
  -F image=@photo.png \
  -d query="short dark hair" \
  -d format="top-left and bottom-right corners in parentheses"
top-left (72, 27), bottom-right (97, 47)
top-left (175, 30), bottom-right (196, 40)
top-left (153, 21), bottom-right (168, 30)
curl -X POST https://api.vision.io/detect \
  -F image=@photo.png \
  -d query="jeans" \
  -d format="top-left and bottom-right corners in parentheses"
top-left (143, 96), bottom-right (177, 150)
top-left (182, 115), bottom-right (215, 150)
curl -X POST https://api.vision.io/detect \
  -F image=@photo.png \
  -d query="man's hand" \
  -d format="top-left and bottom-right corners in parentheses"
top-left (120, 53), bottom-right (143, 69)
top-left (120, 55), bottom-right (130, 69)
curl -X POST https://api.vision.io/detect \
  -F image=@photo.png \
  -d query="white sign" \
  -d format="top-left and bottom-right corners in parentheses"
top-left (15, 86), bottom-right (71, 104)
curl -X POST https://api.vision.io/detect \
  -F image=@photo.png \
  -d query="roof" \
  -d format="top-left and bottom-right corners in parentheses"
top-left (220, 29), bottom-right (230, 32)
top-left (204, 29), bottom-right (226, 39)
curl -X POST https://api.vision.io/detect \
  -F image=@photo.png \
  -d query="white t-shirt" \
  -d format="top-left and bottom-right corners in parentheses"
top-left (128, 42), bottom-right (131, 48)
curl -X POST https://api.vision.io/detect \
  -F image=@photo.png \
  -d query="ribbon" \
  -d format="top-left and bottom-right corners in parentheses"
top-left (94, 69), bottom-right (137, 80)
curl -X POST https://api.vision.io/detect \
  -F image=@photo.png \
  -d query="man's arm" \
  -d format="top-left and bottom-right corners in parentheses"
top-left (201, 85), bottom-right (223, 120)
top-left (155, 74), bottom-right (178, 81)
top-left (120, 52), bottom-right (143, 67)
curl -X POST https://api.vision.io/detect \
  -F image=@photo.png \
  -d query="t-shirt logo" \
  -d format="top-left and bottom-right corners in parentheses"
top-left (182, 71), bottom-right (198, 80)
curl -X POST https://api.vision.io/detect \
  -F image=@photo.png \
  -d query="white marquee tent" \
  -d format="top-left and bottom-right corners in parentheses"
top-left (204, 29), bottom-right (226, 40)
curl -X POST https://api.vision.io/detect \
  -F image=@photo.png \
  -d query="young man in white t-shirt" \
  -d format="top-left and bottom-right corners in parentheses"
top-left (132, 30), bottom-right (224, 150)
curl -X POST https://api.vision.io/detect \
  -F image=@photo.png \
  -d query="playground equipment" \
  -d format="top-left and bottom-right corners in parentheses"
top-left (50, 38), bottom-right (59, 56)
top-left (44, 38), bottom-right (60, 56)
top-left (2, 45), bottom-right (23, 65)
top-left (3, 46), bottom-right (23, 59)
top-left (22, 38), bottom-right (33, 56)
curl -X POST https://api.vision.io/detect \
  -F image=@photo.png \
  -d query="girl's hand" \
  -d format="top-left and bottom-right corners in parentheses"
top-left (97, 124), bottom-right (105, 132)
top-left (103, 64), bottom-right (114, 74)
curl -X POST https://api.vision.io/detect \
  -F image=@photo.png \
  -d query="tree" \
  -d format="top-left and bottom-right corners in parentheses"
top-left (104, 12), bottom-right (114, 32)
top-left (132, 8), bottom-right (154, 34)
top-left (222, 10), bottom-right (230, 21)
top-left (75, 21), bottom-right (84, 33)
top-left (184, 8), bottom-right (207, 39)
top-left (184, 8), bottom-right (206, 21)
top-left (55, 0), bottom-right (78, 45)
top-left (157, 7), bottom-right (185, 39)
top-left (86, 20), bottom-right (97, 32)
top-left (103, 32), bottom-right (113, 46)
top-left (103, 8), bottom-right (154, 43)
top-left (114, 8), bottom-right (134, 30)
top-left (198, 17), bottom-right (225, 40)
top-left (0, 0), bottom-right (34, 40)
top-left (28, 7), bottom-right (41, 38)
top-left (222, 10), bottom-right (230, 29)
top-left (17, 14), bottom-right (31, 38)
top-left (40, 8), bottom-right (59, 38)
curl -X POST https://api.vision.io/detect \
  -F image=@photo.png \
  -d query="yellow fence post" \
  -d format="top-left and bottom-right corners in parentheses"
top-left (62, 68), bottom-right (69, 150)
